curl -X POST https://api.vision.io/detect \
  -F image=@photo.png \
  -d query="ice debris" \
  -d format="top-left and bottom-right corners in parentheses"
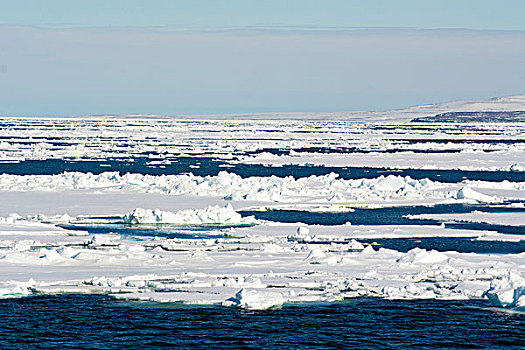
top-left (122, 204), bottom-right (257, 225)
top-left (484, 272), bottom-right (525, 309)
top-left (0, 171), bottom-right (448, 203)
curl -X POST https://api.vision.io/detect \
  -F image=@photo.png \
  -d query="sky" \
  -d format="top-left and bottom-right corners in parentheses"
top-left (1, 1), bottom-right (524, 116)
top-left (2, 0), bottom-right (525, 31)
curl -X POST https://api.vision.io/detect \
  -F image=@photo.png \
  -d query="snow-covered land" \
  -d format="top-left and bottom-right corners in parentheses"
top-left (0, 96), bottom-right (524, 310)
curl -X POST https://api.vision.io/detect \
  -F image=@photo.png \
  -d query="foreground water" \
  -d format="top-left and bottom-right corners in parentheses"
top-left (0, 295), bottom-right (523, 349)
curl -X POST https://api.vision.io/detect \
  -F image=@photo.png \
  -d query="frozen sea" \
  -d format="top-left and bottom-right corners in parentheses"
top-left (1, 98), bottom-right (525, 348)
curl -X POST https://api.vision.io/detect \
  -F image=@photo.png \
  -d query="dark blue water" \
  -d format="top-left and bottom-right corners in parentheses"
top-left (58, 223), bottom-right (246, 240)
top-left (1, 157), bottom-right (525, 182)
top-left (240, 204), bottom-right (525, 233)
top-left (239, 204), bottom-right (525, 254)
top-left (59, 204), bottom-right (525, 254)
top-left (399, 138), bottom-right (525, 145)
top-left (362, 237), bottom-right (525, 254)
top-left (59, 223), bottom-right (525, 254)
top-left (245, 146), bottom-right (462, 155)
top-left (0, 295), bottom-right (522, 349)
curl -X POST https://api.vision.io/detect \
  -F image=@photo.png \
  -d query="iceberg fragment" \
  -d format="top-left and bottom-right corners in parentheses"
top-left (223, 288), bottom-right (284, 310)
top-left (484, 272), bottom-right (525, 309)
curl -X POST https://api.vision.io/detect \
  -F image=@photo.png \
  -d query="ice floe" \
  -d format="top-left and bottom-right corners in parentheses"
top-left (121, 204), bottom-right (257, 225)
top-left (0, 217), bottom-right (523, 309)
top-left (0, 172), bottom-right (522, 208)
top-left (0, 110), bottom-right (524, 310)
top-left (397, 248), bottom-right (449, 265)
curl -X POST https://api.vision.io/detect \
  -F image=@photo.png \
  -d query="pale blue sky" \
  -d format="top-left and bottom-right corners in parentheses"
top-left (1, 1), bottom-right (524, 116)
top-left (1, 0), bottom-right (525, 30)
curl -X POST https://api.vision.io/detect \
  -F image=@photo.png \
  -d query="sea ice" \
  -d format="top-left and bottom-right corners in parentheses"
top-left (397, 248), bottom-right (449, 265)
top-left (484, 272), bottom-right (525, 309)
top-left (0, 109), bottom-right (524, 309)
top-left (456, 186), bottom-right (497, 203)
top-left (122, 204), bottom-right (257, 225)
top-left (223, 288), bottom-right (284, 310)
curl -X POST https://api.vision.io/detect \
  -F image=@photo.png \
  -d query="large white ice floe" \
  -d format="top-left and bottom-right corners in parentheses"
top-left (121, 204), bottom-right (257, 225)
top-left (0, 171), bottom-right (523, 206)
top-left (484, 272), bottom-right (525, 309)
top-left (223, 288), bottom-right (284, 310)
top-left (0, 172), bottom-right (438, 203)
top-left (0, 218), bottom-right (522, 305)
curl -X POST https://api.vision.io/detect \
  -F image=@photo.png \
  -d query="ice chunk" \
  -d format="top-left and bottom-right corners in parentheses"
top-left (85, 234), bottom-right (121, 246)
top-left (397, 248), bottom-right (448, 264)
top-left (122, 204), bottom-right (257, 225)
top-left (306, 246), bottom-right (326, 260)
top-left (456, 186), bottom-right (496, 203)
top-left (484, 272), bottom-right (525, 308)
top-left (0, 213), bottom-right (24, 224)
top-left (296, 226), bottom-right (310, 236)
top-left (119, 244), bottom-right (146, 253)
top-left (0, 284), bottom-right (31, 299)
top-left (288, 226), bottom-right (314, 242)
top-left (223, 288), bottom-right (284, 310)
top-left (374, 175), bottom-right (407, 191)
top-left (346, 240), bottom-right (365, 250)
top-left (360, 245), bottom-right (376, 255)
top-left (260, 243), bottom-right (288, 253)
top-left (509, 164), bottom-right (525, 172)
top-left (39, 248), bottom-right (64, 262)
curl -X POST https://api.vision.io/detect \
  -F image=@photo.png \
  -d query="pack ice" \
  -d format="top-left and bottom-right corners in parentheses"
top-left (0, 96), bottom-right (524, 310)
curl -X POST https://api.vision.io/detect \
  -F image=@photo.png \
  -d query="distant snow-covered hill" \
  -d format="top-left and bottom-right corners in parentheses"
top-left (411, 110), bottom-right (525, 123)
top-left (9, 94), bottom-right (525, 122)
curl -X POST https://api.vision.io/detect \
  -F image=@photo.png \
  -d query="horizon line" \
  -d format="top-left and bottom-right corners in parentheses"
top-left (2, 24), bottom-right (525, 34)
